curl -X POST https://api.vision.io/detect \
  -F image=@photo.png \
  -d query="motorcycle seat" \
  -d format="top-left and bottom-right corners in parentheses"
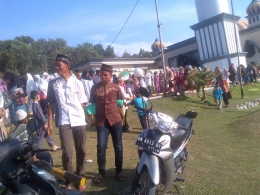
top-left (175, 115), bottom-right (192, 130)
top-left (170, 115), bottom-right (193, 150)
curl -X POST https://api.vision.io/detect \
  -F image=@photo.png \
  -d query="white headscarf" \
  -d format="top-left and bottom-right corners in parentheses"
top-left (54, 73), bottom-right (59, 78)
top-left (26, 73), bottom-right (35, 97)
top-left (38, 79), bottom-right (48, 96)
top-left (42, 72), bottom-right (50, 83)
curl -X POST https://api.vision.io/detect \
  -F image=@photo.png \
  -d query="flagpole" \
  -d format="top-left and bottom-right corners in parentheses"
top-left (155, 0), bottom-right (167, 97)
top-left (231, 0), bottom-right (244, 98)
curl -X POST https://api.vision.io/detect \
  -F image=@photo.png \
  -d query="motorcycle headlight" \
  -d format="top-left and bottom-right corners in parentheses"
top-left (156, 119), bottom-right (172, 132)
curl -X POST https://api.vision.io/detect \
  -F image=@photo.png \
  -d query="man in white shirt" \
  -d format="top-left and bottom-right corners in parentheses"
top-left (145, 69), bottom-right (152, 95)
top-left (47, 54), bottom-right (87, 191)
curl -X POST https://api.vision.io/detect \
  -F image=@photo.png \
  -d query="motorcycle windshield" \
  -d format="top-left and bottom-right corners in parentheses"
top-left (0, 139), bottom-right (22, 181)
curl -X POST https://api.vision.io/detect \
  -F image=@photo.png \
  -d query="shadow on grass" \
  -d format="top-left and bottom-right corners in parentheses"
top-left (86, 168), bottom-right (136, 195)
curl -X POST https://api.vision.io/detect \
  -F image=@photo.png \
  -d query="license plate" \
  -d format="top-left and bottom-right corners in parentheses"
top-left (135, 136), bottom-right (162, 154)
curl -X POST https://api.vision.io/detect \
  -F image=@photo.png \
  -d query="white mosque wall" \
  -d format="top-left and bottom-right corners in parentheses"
top-left (223, 21), bottom-right (242, 54)
top-left (195, 0), bottom-right (229, 22)
top-left (218, 22), bottom-right (229, 55)
top-left (204, 58), bottom-right (229, 71)
top-left (213, 23), bottom-right (222, 57)
top-left (240, 30), bottom-right (260, 64)
top-left (209, 25), bottom-right (217, 58)
top-left (203, 55), bottom-right (246, 71)
top-left (230, 56), bottom-right (247, 67)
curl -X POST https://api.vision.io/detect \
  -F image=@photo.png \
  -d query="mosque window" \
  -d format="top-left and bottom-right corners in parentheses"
top-left (253, 17), bottom-right (256, 23)
top-left (249, 18), bottom-right (252, 24)
top-left (257, 16), bottom-right (259, 21)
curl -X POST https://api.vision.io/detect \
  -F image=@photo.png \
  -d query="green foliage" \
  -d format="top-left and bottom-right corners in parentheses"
top-left (121, 48), bottom-right (152, 58)
top-left (0, 36), bottom-right (117, 75)
top-left (187, 69), bottom-right (217, 100)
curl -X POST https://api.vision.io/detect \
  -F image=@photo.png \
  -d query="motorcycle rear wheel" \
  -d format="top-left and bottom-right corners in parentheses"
top-left (132, 167), bottom-right (156, 195)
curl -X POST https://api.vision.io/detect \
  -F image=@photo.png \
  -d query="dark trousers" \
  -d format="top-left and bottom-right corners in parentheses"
top-left (147, 86), bottom-right (152, 95)
top-left (59, 125), bottom-right (86, 181)
top-left (138, 115), bottom-right (147, 129)
top-left (36, 151), bottom-right (53, 166)
top-left (37, 126), bottom-right (55, 149)
top-left (97, 119), bottom-right (123, 175)
top-left (222, 92), bottom-right (229, 106)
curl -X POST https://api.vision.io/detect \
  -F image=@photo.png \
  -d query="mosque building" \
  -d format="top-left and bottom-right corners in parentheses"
top-left (73, 0), bottom-right (259, 72)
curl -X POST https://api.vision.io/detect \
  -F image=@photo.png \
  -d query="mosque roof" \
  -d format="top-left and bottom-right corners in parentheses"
top-left (151, 38), bottom-right (165, 51)
top-left (237, 20), bottom-right (248, 31)
top-left (247, 0), bottom-right (260, 16)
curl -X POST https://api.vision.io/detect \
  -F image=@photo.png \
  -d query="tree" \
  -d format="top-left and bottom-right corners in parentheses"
top-left (122, 51), bottom-right (131, 58)
top-left (104, 45), bottom-right (116, 58)
top-left (15, 36), bottom-right (34, 46)
top-left (186, 69), bottom-right (216, 100)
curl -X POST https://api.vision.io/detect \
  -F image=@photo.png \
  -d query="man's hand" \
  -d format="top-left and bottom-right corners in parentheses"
top-left (0, 108), bottom-right (6, 119)
top-left (47, 125), bottom-right (53, 136)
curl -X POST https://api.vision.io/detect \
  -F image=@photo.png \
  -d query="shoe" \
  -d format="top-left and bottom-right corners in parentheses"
top-left (93, 174), bottom-right (104, 184)
top-left (77, 185), bottom-right (86, 192)
top-left (52, 146), bottom-right (61, 152)
top-left (116, 172), bottom-right (125, 181)
top-left (64, 184), bottom-right (72, 190)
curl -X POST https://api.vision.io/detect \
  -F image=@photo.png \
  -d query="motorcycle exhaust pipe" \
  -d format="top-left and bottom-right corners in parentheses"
top-left (50, 167), bottom-right (87, 188)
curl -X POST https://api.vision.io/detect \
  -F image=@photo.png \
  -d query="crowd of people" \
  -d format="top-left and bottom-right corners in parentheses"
top-left (0, 54), bottom-right (258, 191)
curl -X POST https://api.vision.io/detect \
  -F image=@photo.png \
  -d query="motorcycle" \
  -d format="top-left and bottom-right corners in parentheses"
top-left (0, 118), bottom-right (85, 195)
top-left (131, 87), bottom-right (197, 195)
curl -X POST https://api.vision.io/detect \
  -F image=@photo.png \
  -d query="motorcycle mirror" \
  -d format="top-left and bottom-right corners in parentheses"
top-left (139, 87), bottom-right (150, 98)
top-left (27, 118), bottom-right (38, 135)
top-left (185, 110), bottom-right (198, 119)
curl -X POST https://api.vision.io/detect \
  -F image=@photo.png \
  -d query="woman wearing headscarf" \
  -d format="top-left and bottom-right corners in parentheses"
top-left (42, 72), bottom-right (50, 83)
top-left (53, 73), bottom-right (59, 78)
top-left (38, 79), bottom-right (48, 115)
top-left (126, 73), bottom-right (133, 97)
top-left (217, 74), bottom-right (229, 107)
top-left (223, 68), bottom-right (230, 86)
top-left (3, 72), bottom-right (26, 126)
top-left (154, 71), bottom-right (160, 94)
top-left (89, 68), bottom-right (96, 83)
top-left (26, 73), bottom-right (36, 113)
top-left (81, 70), bottom-right (94, 104)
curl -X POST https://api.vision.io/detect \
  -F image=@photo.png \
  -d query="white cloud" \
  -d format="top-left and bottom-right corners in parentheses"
top-left (87, 34), bottom-right (107, 43)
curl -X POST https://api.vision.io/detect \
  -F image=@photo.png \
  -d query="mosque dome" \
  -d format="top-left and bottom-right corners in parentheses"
top-left (247, 0), bottom-right (260, 16)
top-left (151, 38), bottom-right (165, 51)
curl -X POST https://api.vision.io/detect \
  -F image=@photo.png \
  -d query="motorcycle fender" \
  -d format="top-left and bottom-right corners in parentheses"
top-left (137, 152), bottom-right (160, 185)
top-left (162, 154), bottom-right (175, 195)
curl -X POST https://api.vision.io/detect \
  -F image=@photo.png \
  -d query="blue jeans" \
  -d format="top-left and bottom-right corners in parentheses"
top-left (97, 119), bottom-right (123, 174)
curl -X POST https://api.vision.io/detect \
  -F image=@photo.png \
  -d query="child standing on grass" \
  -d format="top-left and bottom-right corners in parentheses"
top-left (30, 90), bottom-right (60, 151)
top-left (127, 89), bottom-right (148, 130)
top-left (212, 82), bottom-right (223, 110)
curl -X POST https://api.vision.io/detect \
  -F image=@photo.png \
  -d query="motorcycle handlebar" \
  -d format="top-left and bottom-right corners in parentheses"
top-left (21, 142), bottom-right (38, 155)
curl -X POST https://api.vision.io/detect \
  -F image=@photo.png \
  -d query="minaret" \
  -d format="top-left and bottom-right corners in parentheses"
top-left (191, 0), bottom-right (247, 70)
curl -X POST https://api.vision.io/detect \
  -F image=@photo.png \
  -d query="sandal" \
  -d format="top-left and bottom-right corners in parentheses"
top-left (52, 146), bottom-right (61, 152)
top-left (93, 174), bottom-right (104, 184)
top-left (116, 172), bottom-right (125, 181)
top-left (77, 185), bottom-right (86, 192)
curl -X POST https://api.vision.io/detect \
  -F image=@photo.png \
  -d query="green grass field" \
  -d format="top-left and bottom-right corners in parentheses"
top-left (48, 83), bottom-right (260, 195)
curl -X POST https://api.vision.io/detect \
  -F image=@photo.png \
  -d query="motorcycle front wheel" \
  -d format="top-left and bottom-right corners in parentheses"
top-left (132, 167), bottom-right (156, 195)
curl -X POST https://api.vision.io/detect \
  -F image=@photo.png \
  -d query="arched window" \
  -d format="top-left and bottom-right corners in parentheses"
top-left (253, 17), bottom-right (256, 23)
top-left (249, 18), bottom-right (252, 24)
top-left (257, 16), bottom-right (259, 21)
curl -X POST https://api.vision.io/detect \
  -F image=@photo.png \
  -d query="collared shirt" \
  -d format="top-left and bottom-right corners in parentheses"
top-left (145, 73), bottom-right (152, 86)
top-left (47, 76), bottom-right (87, 127)
top-left (89, 82), bottom-right (123, 126)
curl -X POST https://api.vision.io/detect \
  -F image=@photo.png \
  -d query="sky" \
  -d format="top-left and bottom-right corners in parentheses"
top-left (0, 0), bottom-right (250, 57)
